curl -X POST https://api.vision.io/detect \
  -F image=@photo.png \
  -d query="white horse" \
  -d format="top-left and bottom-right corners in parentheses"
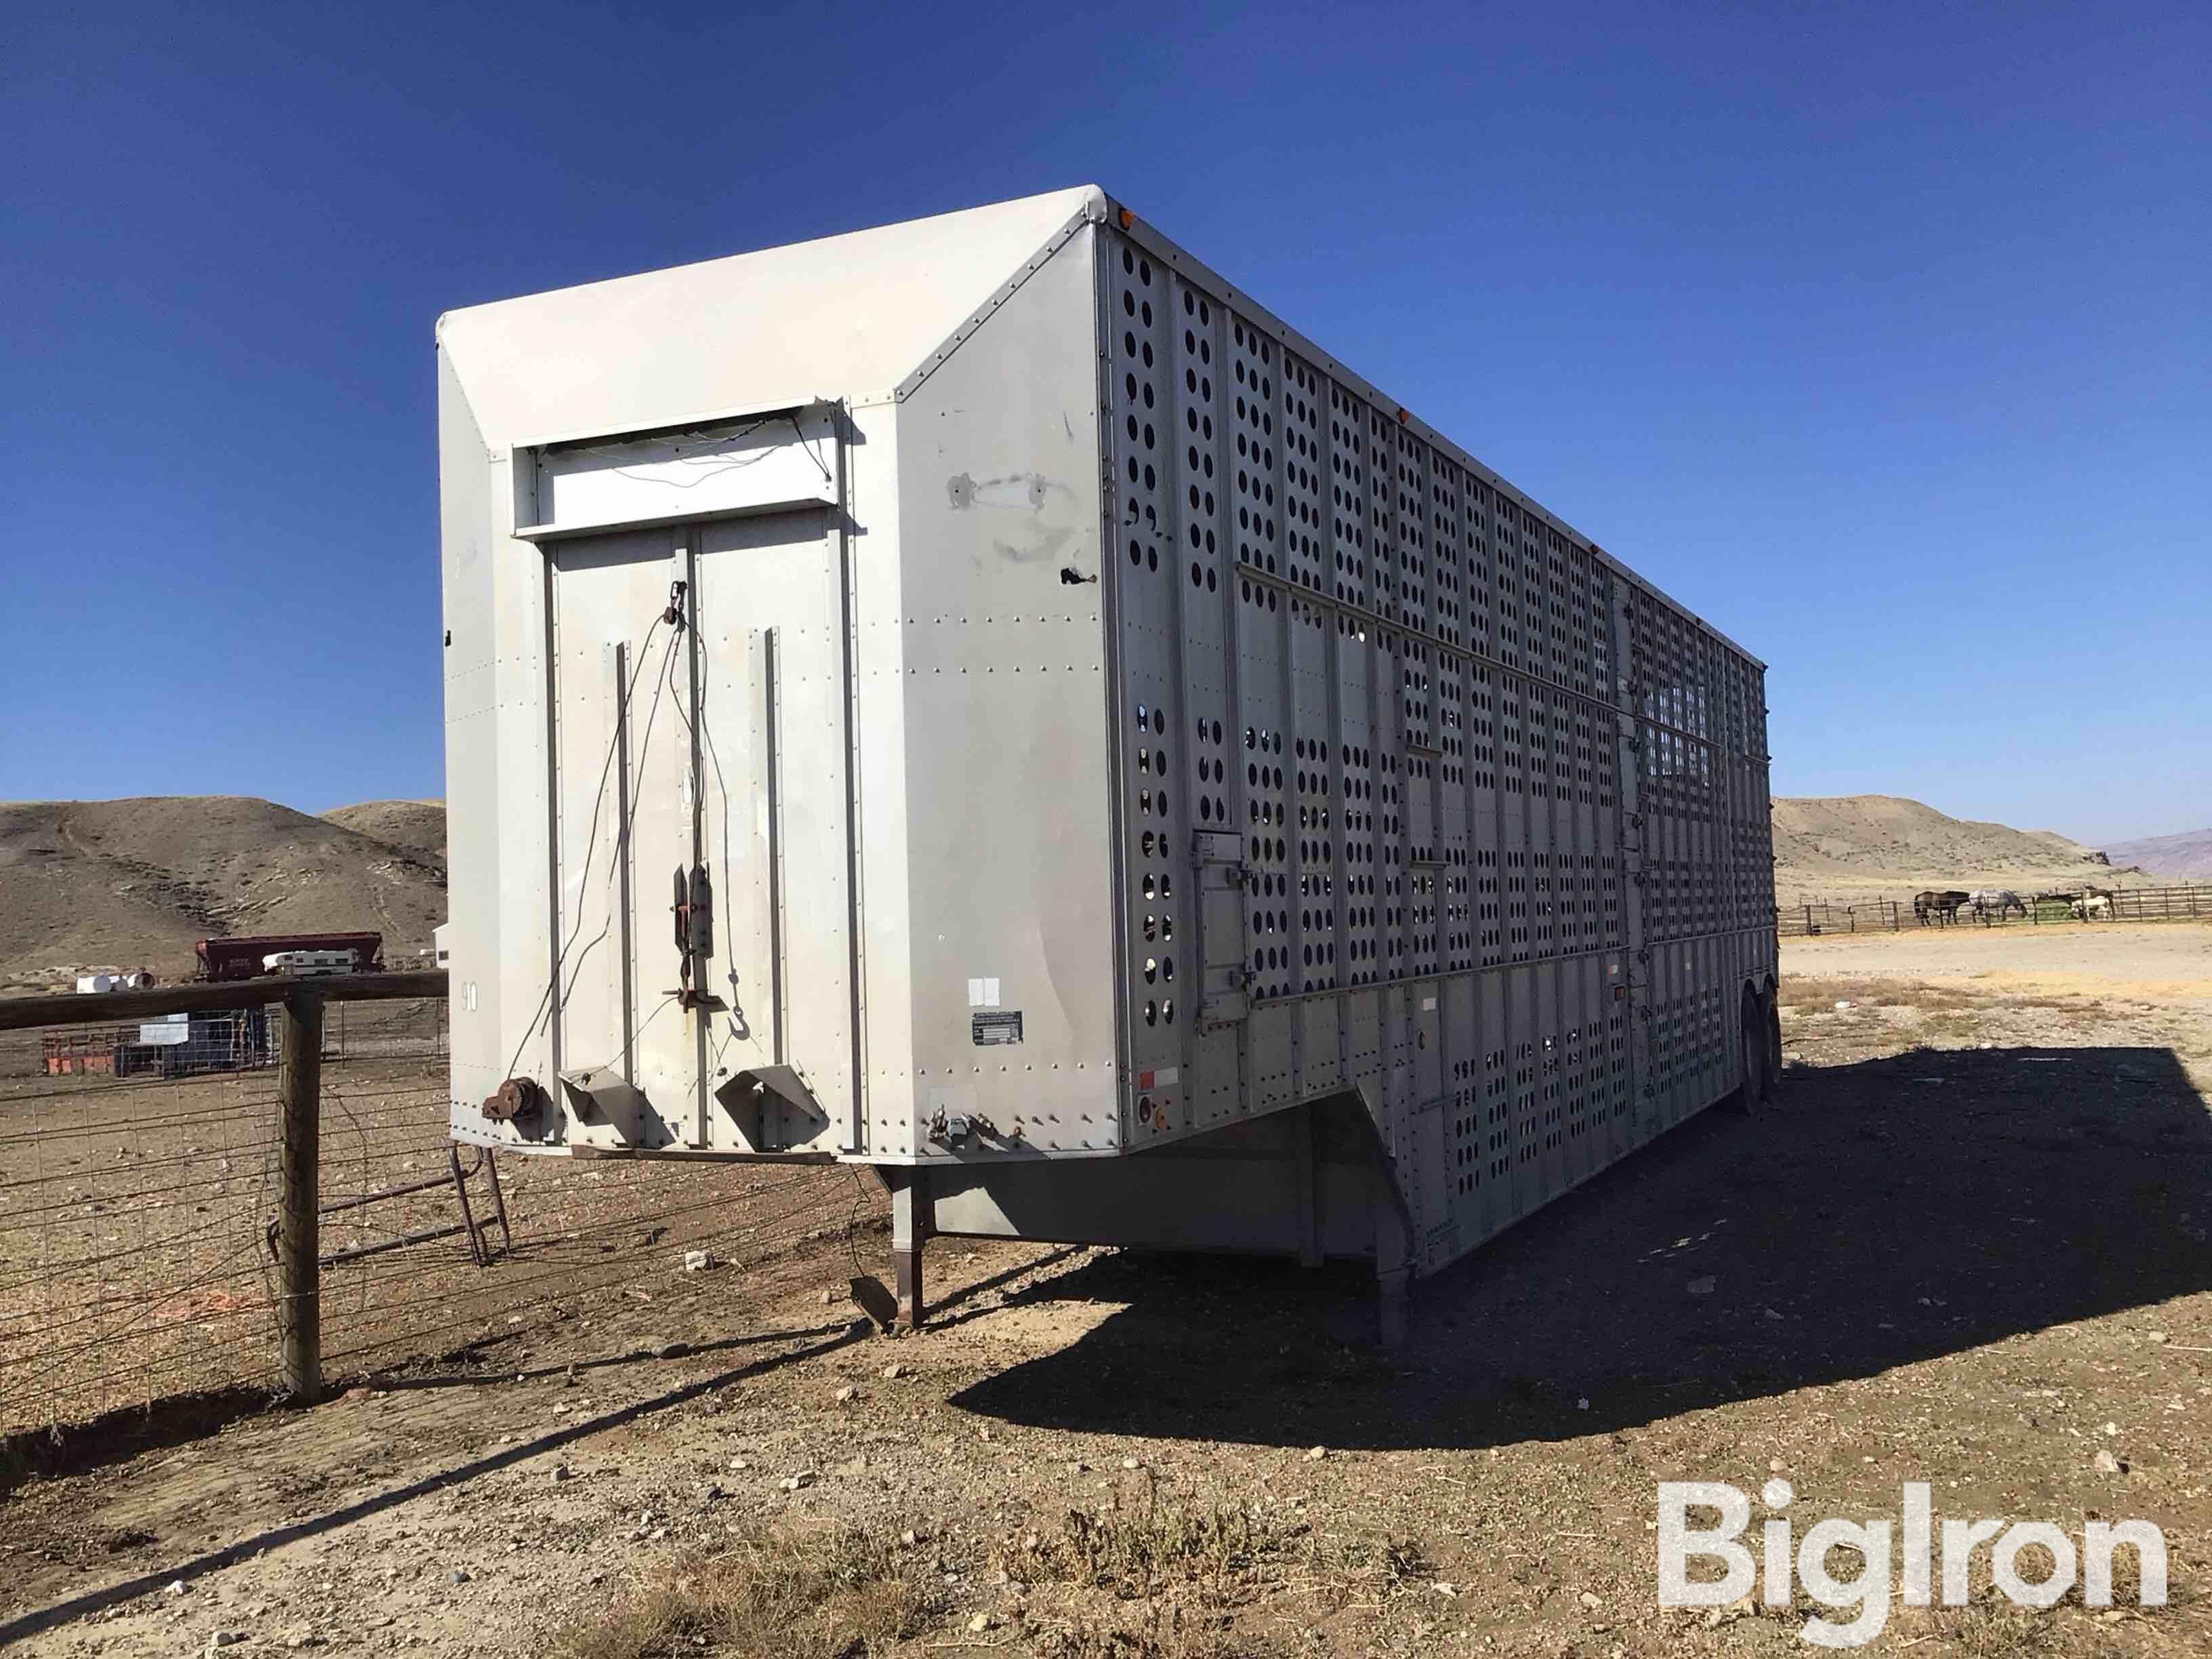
top-left (1967, 888), bottom-right (2026, 922)
top-left (2070, 895), bottom-right (2112, 920)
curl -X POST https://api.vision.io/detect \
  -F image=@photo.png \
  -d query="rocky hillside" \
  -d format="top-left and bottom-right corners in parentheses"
top-left (321, 799), bottom-right (446, 865)
top-left (0, 797), bottom-right (447, 990)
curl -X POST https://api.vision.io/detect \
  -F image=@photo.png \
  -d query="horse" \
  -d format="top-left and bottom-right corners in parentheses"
top-left (1967, 888), bottom-right (2026, 923)
top-left (1914, 889), bottom-right (1969, 926)
top-left (2070, 894), bottom-right (2112, 921)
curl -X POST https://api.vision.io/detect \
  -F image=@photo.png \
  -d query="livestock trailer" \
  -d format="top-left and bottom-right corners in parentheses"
top-left (436, 186), bottom-right (1778, 1338)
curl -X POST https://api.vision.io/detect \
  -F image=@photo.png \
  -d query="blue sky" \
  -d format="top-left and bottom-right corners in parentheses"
top-left (3, 2), bottom-right (2205, 842)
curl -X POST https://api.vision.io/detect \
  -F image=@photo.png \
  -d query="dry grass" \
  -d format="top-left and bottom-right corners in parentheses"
top-left (560, 1498), bottom-right (1432, 1659)
top-left (1783, 975), bottom-right (1989, 1014)
top-left (1010, 1498), bottom-right (1283, 1597)
top-left (556, 1525), bottom-right (940, 1659)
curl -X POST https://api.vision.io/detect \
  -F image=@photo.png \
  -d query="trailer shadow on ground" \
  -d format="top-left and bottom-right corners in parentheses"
top-left (949, 1044), bottom-right (2211, 1450)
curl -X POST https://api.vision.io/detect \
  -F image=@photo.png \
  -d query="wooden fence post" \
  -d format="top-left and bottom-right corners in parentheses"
top-left (277, 989), bottom-right (325, 1403)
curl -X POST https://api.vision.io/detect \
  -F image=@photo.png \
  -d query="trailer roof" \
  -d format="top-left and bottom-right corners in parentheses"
top-left (1099, 194), bottom-right (1767, 672)
top-left (436, 185), bottom-right (1104, 445)
top-left (440, 184), bottom-right (1762, 670)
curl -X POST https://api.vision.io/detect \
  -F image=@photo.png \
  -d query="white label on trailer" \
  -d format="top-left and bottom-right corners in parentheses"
top-left (966, 977), bottom-right (1000, 1008)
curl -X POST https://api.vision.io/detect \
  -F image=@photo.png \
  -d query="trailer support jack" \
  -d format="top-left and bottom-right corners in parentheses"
top-left (888, 1168), bottom-right (933, 1332)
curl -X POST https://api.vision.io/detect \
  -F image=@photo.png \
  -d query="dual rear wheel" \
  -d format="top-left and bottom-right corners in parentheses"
top-left (1737, 983), bottom-right (1781, 1111)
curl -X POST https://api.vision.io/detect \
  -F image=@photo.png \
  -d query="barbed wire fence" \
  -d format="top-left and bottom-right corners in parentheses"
top-left (0, 979), bottom-right (874, 1445)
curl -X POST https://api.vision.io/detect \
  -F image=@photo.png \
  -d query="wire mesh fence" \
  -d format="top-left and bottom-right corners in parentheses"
top-left (0, 988), bottom-right (868, 1439)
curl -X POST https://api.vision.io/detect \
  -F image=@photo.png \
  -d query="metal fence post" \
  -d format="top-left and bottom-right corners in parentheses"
top-left (278, 989), bottom-right (325, 1403)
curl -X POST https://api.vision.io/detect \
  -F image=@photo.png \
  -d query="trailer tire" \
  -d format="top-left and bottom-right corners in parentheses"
top-left (1732, 987), bottom-right (1768, 1114)
top-left (1763, 983), bottom-right (1783, 1102)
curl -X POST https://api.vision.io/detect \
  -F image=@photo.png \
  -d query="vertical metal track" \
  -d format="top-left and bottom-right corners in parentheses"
top-left (613, 640), bottom-right (636, 1084)
top-left (1208, 284), bottom-right (1248, 1118)
top-left (1092, 228), bottom-right (1135, 1134)
top-left (1159, 297), bottom-right (1193, 1100)
top-left (832, 413), bottom-right (865, 1154)
top-left (762, 626), bottom-right (787, 1067)
top-left (541, 555), bottom-right (564, 1095)
top-left (684, 533), bottom-right (709, 1147)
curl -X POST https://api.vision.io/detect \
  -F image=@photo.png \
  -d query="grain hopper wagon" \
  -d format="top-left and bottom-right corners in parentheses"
top-left (436, 187), bottom-right (1778, 1338)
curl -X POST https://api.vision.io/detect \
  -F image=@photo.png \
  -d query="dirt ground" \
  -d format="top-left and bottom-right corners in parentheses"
top-left (6, 924), bottom-right (2212, 1656)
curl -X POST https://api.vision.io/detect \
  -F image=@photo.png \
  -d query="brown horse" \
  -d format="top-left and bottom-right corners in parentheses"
top-left (1914, 889), bottom-right (1970, 926)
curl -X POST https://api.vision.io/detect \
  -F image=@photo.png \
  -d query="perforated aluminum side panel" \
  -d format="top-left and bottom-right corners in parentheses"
top-left (1102, 224), bottom-right (1773, 1272)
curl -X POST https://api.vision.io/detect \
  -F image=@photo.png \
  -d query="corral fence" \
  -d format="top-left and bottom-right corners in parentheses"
top-left (1777, 883), bottom-right (2212, 937)
top-left (1776, 901), bottom-right (1903, 938)
top-left (0, 976), bottom-right (869, 1443)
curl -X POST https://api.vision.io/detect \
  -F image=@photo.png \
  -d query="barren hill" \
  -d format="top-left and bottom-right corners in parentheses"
top-left (2100, 827), bottom-right (2212, 880)
top-left (1771, 795), bottom-right (2121, 903)
top-left (0, 796), bottom-right (447, 990)
top-left (322, 799), bottom-right (446, 864)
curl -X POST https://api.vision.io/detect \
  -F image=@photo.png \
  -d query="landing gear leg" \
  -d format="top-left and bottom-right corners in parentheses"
top-left (888, 1169), bottom-right (932, 1332)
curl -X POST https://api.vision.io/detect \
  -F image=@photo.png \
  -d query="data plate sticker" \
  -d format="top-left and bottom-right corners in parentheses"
top-left (971, 1011), bottom-right (1024, 1046)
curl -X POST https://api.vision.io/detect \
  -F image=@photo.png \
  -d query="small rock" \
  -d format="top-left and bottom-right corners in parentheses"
top-left (2148, 1331), bottom-right (2169, 1344)
top-left (166, 1582), bottom-right (190, 1597)
top-left (728, 1456), bottom-right (751, 1471)
top-left (449, 1570), bottom-right (471, 1585)
top-left (779, 1472), bottom-right (815, 1492)
top-left (682, 1250), bottom-right (714, 1272)
top-left (1579, 1591), bottom-right (1602, 1609)
top-left (881, 1363), bottom-right (907, 1380)
top-left (2093, 1449), bottom-right (2125, 1474)
top-left (900, 1530), bottom-right (918, 1547)
top-left (207, 1634), bottom-right (245, 1652)
top-left (821, 1289), bottom-right (837, 1306)
top-left (1687, 1275), bottom-right (1717, 1296)
top-left (1305, 1446), bottom-right (1328, 1461)
top-left (1834, 1000), bottom-right (1853, 1011)
top-left (655, 1340), bottom-right (690, 1360)
top-left (1768, 1458), bottom-right (1786, 1473)
top-left (834, 1385), bottom-right (857, 1405)
top-left (2102, 1421), bottom-right (2120, 1437)
top-left (1433, 1582), bottom-right (1458, 1598)
top-left (1763, 1308), bottom-right (1784, 1322)
top-left (1576, 1397), bottom-right (1590, 1411)
top-left (968, 1613), bottom-right (997, 1634)
top-left (1120, 1456), bottom-right (1141, 1471)
top-left (978, 1425), bottom-right (994, 1442)
top-left (552, 1465), bottom-right (573, 1482)
top-left (1703, 1591), bottom-right (1757, 1628)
